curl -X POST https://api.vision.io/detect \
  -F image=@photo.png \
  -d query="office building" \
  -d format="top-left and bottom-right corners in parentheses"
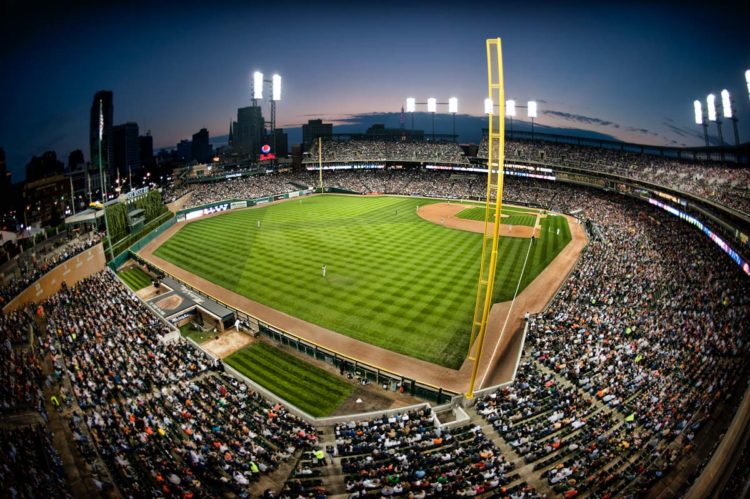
top-left (266, 128), bottom-right (289, 157)
top-left (177, 139), bottom-right (192, 162)
top-left (191, 128), bottom-right (211, 163)
top-left (139, 133), bottom-right (154, 167)
top-left (68, 149), bottom-right (85, 171)
top-left (302, 119), bottom-right (333, 149)
top-left (112, 122), bottom-right (140, 178)
top-left (232, 105), bottom-right (264, 157)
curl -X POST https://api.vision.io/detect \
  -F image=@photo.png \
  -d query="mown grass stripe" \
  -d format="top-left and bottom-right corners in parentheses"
top-left (156, 195), bottom-right (570, 368)
top-left (225, 342), bottom-right (352, 416)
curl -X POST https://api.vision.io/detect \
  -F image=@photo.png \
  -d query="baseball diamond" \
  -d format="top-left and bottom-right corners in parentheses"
top-left (151, 195), bottom-right (571, 369)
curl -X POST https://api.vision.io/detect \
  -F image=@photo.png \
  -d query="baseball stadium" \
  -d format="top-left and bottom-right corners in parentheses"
top-left (3, 23), bottom-right (750, 499)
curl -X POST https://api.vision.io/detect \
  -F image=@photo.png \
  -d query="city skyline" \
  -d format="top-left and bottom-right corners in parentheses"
top-left (1, 0), bottom-right (749, 180)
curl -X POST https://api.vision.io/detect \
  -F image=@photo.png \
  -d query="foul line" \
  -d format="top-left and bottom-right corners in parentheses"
top-left (479, 213), bottom-right (538, 388)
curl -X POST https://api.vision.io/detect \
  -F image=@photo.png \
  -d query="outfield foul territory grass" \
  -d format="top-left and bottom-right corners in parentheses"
top-left (225, 342), bottom-right (353, 417)
top-left (457, 206), bottom-right (537, 227)
top-left (155, 195), bottom-right (571, 368)
top-left (117, 266), bottom-right (152, 291)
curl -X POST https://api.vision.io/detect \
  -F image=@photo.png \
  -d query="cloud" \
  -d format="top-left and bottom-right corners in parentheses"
top-left (543, 110), bottom-right (616, 127)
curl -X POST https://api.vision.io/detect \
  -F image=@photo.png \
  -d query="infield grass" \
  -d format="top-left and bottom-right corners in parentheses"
top-left (154, 195), bottom-right (571, 368)
top-left (117, 266), bottom-right (152, 291)
top-left (225, 342), bottom-right (353, 417)
top-left (457, 207), bottom-right (537, 227)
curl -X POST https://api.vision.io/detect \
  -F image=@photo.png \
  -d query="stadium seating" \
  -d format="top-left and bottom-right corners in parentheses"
top-left (2, 162), bottom-right (749, 497)
top-left (0, 425), bottom-right (72, 498)
top-left (0, 232), bottom-right (101, 306)
top-left (479, 138), bottom-right (750, 214)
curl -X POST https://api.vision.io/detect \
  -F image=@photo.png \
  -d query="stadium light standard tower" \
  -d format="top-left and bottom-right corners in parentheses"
top-left (406, 97), bottom-right (416, 130)
top-left (707, 93), bottom-right (724, 161)
top-left (746, 70), bottom-right (750, 101)
top-left (721, 89), bottom-right (740, 148)
top-left (506, 99), bottom-right (516, 139)
top-left (527, 101), bottom-right (538, 141)
top-left (694, 100), bottom-right (709, 159)
top-left (251, 71), bottom-right (282, 160)
top-left (427, 98), bottom-right (437, 140)
top-left (449, 97), bottom-right (458, 142)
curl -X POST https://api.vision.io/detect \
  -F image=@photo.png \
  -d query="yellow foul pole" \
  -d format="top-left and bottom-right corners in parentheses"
top-left (466, 38), bottom-right (506, 399)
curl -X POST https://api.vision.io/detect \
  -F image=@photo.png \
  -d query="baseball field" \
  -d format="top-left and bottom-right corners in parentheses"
top-left (153, 195), bottom-right (571, 369)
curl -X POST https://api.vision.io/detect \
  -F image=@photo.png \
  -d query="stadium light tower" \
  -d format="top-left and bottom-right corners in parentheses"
top-left (721, 89), bottom-right (740, 148)
top-left (707, 93), bottom-right (725, 160)
top-left (404, 97), bottom-right (458, 140)
top-left (252, 70), bottom-right (282, 161)
top-left (448, 97), bottom-right (458, 141)
top-left (427, 98), bottom-right (437, 140)
top-left (253, 71), bottom-right (264, 101)
top-left (528, 100), bottom-right (538, 141)
top-left (746, 70), bottom-right (750, 101)
top-left (506, 99), bottom-right (516, 139)
top-left (406, 97), bottom-right (416, 130)
top-left (694, 99), bottom-right (710, 156)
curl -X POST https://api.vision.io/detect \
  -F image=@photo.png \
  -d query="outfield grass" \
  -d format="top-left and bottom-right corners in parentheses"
top-left (225, 342), bottom-right (353, 417)
top-left (155, 195), bottom-right (570, 368)
top-left (457, 206), bottom-right (537, 227)
top-left (117, 266), bottom-right (153, 291)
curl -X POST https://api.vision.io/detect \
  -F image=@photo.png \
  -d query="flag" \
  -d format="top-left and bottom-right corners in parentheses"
top-left (625, 413), bottom-right (635, 422)
top-left (635, 354), bottom-right (642, 363)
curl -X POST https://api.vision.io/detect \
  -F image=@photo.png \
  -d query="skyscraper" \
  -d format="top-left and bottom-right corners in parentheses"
top-left (89, 90), bottom-right (114, 179)
top-left (112, 122), bottom-right (140, 179)
top-left (233, 105), bottom-right (264, 157)
top-left (302, 119), bottom-right (333, 150)
top-left (68, 149), bottom-right (85, 171)
top-left (139, 132), bottom-right (154, 167)
top-left (267, 128), bottom-right (288, 157)
top-left (191, 128), bottom-right (211, 163)
top-left (177, 140), bottom-right (192, 162)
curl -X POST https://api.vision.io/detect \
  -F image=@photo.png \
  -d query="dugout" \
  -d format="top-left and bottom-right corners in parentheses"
top-left (146, 276), bottom-right (235, 332)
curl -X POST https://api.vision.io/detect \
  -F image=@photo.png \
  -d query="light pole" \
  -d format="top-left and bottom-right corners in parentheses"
top-left (721, 89), bottom-right (740, 148)
top-left (694, 100), bottom-right (709, 159)
top-left (707, 93), bottom-right (724, 161)
top-left (427, 98), bottom-right (437, 140)
top-left (527, 101), bottom-right (538, 140)
top-left (448, 97), bottom-right (458, 142)
top-left (252, 71), bottom-right (282, 160)
top-left (404, 97), bottom-right (458, 141)
top-left (506, 99), bottom-right (516, 139)
top-left (406, 98), bottom-right (416, 131)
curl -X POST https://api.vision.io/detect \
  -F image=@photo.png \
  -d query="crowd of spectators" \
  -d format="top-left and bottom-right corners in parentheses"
top-left (479, 138), bottom-right (750, 214)
top-left (323, 408), bottom-right (539, 498)
top-left (0, 425), bottom-right (72, 498)
top-left (181, 175), bottom-right (301, 209)
top-left (2, 167), bottom-right (749, 497)
top-left (472, 183), bottom-right (750, 497)
top-left (0, 232), bottom-right (101, 306)
top-left (305, 139), bottom-right (470, 165)
top-left (1, 268), bottom-right (318, 497)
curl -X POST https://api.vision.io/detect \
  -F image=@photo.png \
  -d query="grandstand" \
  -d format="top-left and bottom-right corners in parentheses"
top-left (1, 136), bottom-right (749, 499)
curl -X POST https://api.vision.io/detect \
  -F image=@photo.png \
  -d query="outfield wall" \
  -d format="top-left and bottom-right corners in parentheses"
top-left (2, 243), bottom-right (106, 313)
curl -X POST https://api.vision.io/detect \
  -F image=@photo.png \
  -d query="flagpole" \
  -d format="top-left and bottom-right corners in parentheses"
top-left (98, 99), bottom-right (114, 261)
